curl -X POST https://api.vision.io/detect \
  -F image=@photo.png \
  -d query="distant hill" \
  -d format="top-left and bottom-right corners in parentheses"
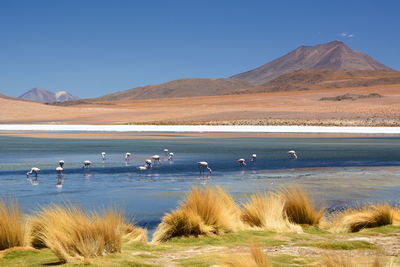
top-left (231, 40), bottom-right (393, 85)
top-left (234, 69), bottom-right (400, 94)
top-left (95, 78), bottom-right (254, 101)
top-left (18, 88), bottom-right (79, 102)
top-left (0, 93), bottom-right (13, 99)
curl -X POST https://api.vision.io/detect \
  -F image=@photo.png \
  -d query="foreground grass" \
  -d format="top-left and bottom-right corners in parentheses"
top-left (166, 230), bottom-right (285, 247)
top-left (2, 226), bottom-right (398, 266)
top-left (2, 187), bottom-right (400, 266)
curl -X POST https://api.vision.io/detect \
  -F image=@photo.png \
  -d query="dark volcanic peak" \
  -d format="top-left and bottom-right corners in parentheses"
top-left (95, 78), bottom-right (254, 101)
top-left (18, 88), bottom-right (56, 102)
top-left (231, 40), bottom-right (393, 85)
top-left (18, 88), bottom-right (79, 102)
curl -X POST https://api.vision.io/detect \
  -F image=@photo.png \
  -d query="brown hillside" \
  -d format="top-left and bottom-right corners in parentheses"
top-left (234, 69), bottom-right (400, 94)
top-left (231, 41), bottom-right (393, 85)
top-left (95, 78), bottom-right (254, 101)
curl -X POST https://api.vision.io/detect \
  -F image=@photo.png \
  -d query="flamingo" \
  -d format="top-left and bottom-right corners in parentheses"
top-left (138, 159), bottom-right (152, 170)
top-left (163, 148), bottom-right (169, 157)
top-left (83, 160), bottom-right (92, 168)
top-left (168, 152), bottom-right (174, 161)
top-left (26, 167), bottom-right (40, 178)
top-left (59, 160), bottom-right (65, 167)
top-left (251, 154), bottom-right (257, 162)
top-left (101, 152), bottom-right (106, 161)
top-left (237, 158), bottom-right (247, 167)
top-left (125, 152), bottom-right (131, 161)
top-left (197, 161), bottom-right (212, 174)
top-left (288, 150), bottom-right (298, 159)
top-left (152, 155), bottom-right (161, 165)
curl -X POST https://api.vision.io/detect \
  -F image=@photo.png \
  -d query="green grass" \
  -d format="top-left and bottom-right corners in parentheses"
top-left (175, 255), bottom-right (218, 267)
top-left (359, 225), bottom-right (400, 235)
top-left (270, 255), bottom-right (315, 267)
top-left (302, 226), bottom-right (330, 235)
top-left (124, 242), bottom-right (171, 252)
top-left (0, 249), bottom-right (62, 267)
top-left (296, 240), bottom-right (375, 250)
top-left (166, 230), bottom-right (285, 247)
top-left (0, 247), bottom-right (158, 267)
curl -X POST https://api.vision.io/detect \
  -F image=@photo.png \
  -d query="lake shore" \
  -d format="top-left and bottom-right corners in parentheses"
top-left (1, 124), bottom-right (400, 134)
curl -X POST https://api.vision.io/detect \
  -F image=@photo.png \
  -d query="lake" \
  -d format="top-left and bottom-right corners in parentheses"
top-left (0, 132), bottom-right (399, 231)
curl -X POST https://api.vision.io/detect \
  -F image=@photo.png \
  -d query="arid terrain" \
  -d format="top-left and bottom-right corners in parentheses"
top-left (3, 40), bottom-right (398, 127)
top-left (1, 83), bottom-right (400, 126)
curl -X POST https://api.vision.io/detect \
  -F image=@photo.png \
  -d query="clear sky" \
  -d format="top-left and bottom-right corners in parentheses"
top-left (0, 0), bottom-right (399, 98)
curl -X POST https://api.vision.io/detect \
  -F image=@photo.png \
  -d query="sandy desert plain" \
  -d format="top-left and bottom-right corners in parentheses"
top-left (1, 83), bottom-right (400, 126)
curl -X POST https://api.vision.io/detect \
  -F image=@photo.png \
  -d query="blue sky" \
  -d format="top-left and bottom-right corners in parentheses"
top-left (0, 0), bottom-right (398, 98)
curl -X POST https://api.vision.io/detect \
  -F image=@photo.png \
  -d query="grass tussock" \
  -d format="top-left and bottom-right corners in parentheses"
top-left (241, 193), bottom-right (302, 233)
top-left (280, 187), bottom-right (323, 226)
top-left (28, 216), bottom-right (46, 249)
top-left (124, 223), bottom-right (148, 243)
top-left (392, 208), bottom-right (400, 226)
top-left (321, 254), bottom-right (355, 267)
top-left (152, 186), bottom-right (245, 242)
top-left (328, 204), bottom-right (393, 233)
top-left (0, 199), bottom-right (27, 250)
top-left (321, 254), bottom-right (394, 267)
top-left (221, 244), bottom-right (271, 267)
top-left (31, 205), bottom-right (143, 263)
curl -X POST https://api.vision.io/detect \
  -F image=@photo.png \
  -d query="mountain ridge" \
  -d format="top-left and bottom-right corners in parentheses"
top-left (95, 78), bottom-right (254, 101)
top-left (231, 40), bottom-right (393, 85)
top-left (18, 88), bottom-right (79, 102)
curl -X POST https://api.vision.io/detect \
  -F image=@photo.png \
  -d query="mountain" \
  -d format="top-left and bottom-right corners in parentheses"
top-left (55, 91), bottom-right (79, 102)
top-left (18, 88), bottom-right (56, 102)
top-left (231, 40), bottom-right (393, 85)
top-left (95, 78), bottom-right (254, 101)
top-left (18, 88), bottom-right (79, 102)
top-left (0, 93), bottom-right (13, 99)
top-left (234, 69), bottom-right (400, 94)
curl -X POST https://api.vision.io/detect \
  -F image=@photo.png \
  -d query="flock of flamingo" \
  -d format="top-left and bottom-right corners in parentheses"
top-left (26, 148), bottom-right (298, 178)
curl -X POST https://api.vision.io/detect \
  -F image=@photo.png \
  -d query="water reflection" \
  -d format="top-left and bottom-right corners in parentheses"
top-left (83, 169), bottom-right (92, 178)
top-left (27, 176), bottom-right (39, 186)
top-left (56, 173), bottom-right (64, 189)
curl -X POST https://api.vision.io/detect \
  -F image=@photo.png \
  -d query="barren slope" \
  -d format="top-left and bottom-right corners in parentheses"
top-left (1, 84), bottom-right (400, 126)
top-left (95, 78), bottom-right (254, 101)
top-left (235, 69), bottom-right (400, 94)
top-left (231, 41), bottom-right (393, 85)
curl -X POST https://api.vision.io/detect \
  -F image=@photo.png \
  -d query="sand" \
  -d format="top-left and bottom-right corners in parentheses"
top-left (1, 84), bottom-right (400, 126)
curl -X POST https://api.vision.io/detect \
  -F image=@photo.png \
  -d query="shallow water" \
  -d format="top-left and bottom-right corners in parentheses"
top-left (0, 133), bottom-right (399, 231)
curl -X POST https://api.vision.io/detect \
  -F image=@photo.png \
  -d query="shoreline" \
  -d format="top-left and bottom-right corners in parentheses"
top-left (1, 124), bottom-right (400, 134)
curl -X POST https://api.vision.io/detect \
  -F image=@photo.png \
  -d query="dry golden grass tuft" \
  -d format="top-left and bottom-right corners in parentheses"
top-left (27, 216), bottom-right (46, 249)
top-left (328, 204), bottom-right (393, 233)
top-left (221, 244), bottom-right (271, 267)
top-left (241, 193), bottom-right (302, 233)
top-left (0, 199), bottom-right (28, 250)
top-left (280, 187), bottom-right (324, 226)
top-left (321, 254), bottom-right (353, 267)
top-left (123, 223), bottom-right (148, 243)
top-left (392, 208), bottom-right (400, 226)
top-left (30, 205), bottom-right (144, 263)
top-left (321, 254), bottom-right (395, 267)
top-left (152, 186), bottom-right (245, 242)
